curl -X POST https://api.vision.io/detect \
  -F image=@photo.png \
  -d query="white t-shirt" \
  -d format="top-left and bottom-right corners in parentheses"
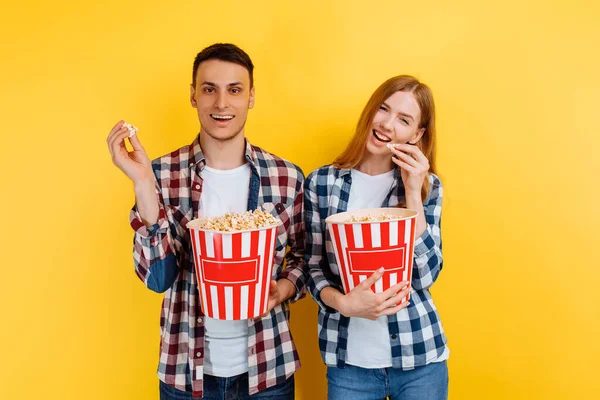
top-left (345, 168), bottom-right (396, 368)
top-left (200, 164), bottom-right (251, 377)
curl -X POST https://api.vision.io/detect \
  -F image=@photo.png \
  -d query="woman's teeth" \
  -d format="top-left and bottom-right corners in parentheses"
top-left (373, 130), bottom-right (391, 142)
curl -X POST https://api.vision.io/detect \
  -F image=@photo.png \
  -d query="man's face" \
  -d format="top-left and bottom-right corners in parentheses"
top-left (190, 59), bottom-right (255, 141)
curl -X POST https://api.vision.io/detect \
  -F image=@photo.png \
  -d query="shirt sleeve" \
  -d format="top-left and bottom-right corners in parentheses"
top-left (304, 171), bottom-right (344, 313)
top-left (129, 180), bottom-right (180, 293)
top-left (278, 171), bottom-right (307, 303)
top-left (411, 174), bottom-right (444, 291)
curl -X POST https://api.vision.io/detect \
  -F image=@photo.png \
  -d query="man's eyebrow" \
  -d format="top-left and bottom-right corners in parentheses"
top-left (200, 81), bottom-right (244, 87)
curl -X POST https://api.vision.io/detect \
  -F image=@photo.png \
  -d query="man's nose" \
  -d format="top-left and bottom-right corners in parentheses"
top-left (214, 91), bottom-right (227, 109)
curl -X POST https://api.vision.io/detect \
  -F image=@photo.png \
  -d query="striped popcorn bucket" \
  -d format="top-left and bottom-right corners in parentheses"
top-left (188, 224), bottom-right (280, 320)
top-left (326, 208), bottom-right (418, 303)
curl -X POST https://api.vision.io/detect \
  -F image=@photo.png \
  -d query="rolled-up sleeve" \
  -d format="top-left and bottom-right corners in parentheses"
top-left (130, 182), bottom-right (179, 293)
top-left (411, 174), bottom-right (444, 291)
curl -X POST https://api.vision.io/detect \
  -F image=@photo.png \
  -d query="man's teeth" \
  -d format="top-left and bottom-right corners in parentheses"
top-left (212, 115), bottom-right (234, 120)
top-left (373, 130), bottom-right (391, 142)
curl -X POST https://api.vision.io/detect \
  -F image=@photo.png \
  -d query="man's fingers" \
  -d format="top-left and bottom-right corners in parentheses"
top-left (269, 280), bottom-right (278, 295)
top-left (109, 128), bottom-right (129, 152)
top-left (111, 120), bottom-right (124, 134)
top-left (108, 127), bottom-right (128, 149)
top-left (107, 121), bottom-right (125, 145)
top-left (109, 129), bottom-right (130, 160)
top-left (128, 131), bottom-right (146, 152)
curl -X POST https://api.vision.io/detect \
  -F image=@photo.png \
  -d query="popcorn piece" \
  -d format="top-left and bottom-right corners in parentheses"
top-left (345, 213), bottom-right (401, 222)
top-left (188, 209), bottom-right (279, 232)
top-left (123, 121), bottom-right (138, 138)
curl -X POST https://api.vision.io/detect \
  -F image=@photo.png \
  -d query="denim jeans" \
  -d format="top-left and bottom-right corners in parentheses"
top-left (159, 374), bottom-right (294, 400)
top-left (327, 361), bottom-right (448, 400)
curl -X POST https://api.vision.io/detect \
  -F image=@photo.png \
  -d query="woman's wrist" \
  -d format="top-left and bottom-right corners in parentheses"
top-left (322, 287), bottom-right (347, 315)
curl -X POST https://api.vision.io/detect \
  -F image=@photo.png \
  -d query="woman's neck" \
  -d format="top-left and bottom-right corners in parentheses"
top-left (355, 152), bottom-right (394, 176)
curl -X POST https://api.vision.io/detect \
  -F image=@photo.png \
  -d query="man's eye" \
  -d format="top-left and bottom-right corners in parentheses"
top-left (231, 88), bottom-right (241, 94)
top-left (203, 87), bottom-right (214, 93)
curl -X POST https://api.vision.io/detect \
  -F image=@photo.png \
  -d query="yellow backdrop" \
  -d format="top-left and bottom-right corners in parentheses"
top-left (1, 0), bottom-right (599, 399)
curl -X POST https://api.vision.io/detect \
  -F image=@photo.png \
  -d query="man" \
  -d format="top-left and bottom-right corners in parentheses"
top-left (106, 43), bottom-right (305, 399)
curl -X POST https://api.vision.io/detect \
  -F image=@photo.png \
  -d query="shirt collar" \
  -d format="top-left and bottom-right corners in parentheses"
top-left (338, 166), bottom-right (400, 180)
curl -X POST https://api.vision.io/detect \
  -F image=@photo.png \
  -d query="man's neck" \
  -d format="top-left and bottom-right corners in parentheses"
top-left (355, 152), bottom-right (395, 176)
top-left (200, 130), bottom-right (247, 170)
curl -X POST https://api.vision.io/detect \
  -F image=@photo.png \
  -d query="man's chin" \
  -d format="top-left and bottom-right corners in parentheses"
top-left (202, 127), bottom-right (244, 142)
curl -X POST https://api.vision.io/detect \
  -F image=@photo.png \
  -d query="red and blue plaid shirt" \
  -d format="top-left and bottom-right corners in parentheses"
top-left (129, 135), bottom-right (306, 398)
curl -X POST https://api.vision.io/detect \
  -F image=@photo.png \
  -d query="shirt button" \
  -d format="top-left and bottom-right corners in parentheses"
top-left (250, 348), bottom-right (255, 355)
top-left (195, 184), bottom-right (201, 190)
top-left (391, 334), bottom-right (398, 339)
top-left (197, 318), bottom-right (203, 323)
top-left (196, 352), bottom-right (202, 357)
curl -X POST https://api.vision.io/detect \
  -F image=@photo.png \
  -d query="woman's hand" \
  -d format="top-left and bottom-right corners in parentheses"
top-left (389, 143), bottom-right (429, 195)
top-left (334, 268), bottom-right (410, 320)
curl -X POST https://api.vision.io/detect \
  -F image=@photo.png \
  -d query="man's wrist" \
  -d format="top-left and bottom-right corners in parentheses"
top-left (134, 178), bottom-right (155, 195)
top-left (277, 279), bottom-right (296, 303)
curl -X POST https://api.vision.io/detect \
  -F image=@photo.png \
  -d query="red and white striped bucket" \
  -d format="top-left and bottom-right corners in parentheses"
top-left (326, 208), bottom-right (417, 303)
top-left (188, 224), bottom-right (279, 320)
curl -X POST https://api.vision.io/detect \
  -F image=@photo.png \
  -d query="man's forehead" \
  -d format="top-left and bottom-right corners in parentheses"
top-left (196, 59), bottom-right (250, 85)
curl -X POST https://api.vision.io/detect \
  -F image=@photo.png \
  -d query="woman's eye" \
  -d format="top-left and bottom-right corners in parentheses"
top-left (379, 105), bottom-right (387, 112)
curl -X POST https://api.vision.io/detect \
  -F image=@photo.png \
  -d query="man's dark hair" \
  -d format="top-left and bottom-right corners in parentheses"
top-left (192, 43), bottom-right (254, 88)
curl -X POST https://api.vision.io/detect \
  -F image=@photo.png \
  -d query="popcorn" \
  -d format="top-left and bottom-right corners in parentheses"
top-left (345, 213), bottom-right (401, 222)
top-left (187, 209), bottom-right (279, 232)
top-left (123, 121), bottom-right (138, 138)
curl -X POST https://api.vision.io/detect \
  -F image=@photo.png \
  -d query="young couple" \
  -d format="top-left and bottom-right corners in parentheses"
top-left (107, 43), bottom-right (448, 400)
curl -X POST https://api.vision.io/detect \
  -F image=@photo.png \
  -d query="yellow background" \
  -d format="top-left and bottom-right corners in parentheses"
top-left (1, 0), bottom-right (599, 399)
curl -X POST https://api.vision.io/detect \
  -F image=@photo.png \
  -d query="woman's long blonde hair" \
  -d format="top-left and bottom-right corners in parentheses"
top-left (333, 75), bottom-right (437, 203)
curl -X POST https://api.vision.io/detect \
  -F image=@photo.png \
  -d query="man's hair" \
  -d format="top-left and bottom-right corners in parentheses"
top-left (192, 43), bottom-right (254, 88)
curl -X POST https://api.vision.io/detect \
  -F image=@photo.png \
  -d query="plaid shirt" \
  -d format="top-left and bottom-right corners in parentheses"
top-left (129, 135), bottom-right (306, 398)
top-left (305, 165), bottom-right (448, 369)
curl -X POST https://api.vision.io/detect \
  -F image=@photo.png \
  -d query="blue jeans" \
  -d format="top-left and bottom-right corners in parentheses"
top-left (327, 362), bottom-right (448, 400)
top-left (159, 374), bottom-right (294, 400)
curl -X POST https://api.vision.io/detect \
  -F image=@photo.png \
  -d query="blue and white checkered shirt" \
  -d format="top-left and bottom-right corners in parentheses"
top-left (304, 165), bottom-right (448, 369)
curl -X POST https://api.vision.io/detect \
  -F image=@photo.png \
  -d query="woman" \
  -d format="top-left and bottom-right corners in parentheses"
top-left (305, 75), bottom-right (449, 400)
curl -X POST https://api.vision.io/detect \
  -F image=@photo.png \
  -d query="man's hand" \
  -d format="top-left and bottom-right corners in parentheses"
top-left (257, 279), bottom-right (296, 318)
top-left (107, 120), bottom-right (154, 184)
top-left (107, 120), bottom-right (159, 226)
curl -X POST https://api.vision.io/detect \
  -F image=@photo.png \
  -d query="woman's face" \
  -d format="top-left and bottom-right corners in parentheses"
top-left (365, 90), bottom-right (425, 157)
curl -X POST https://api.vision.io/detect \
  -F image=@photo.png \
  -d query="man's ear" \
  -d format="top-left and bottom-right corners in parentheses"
top-left (409, 128), bottom-right (425, 144)
top-left (248, 86), bottom-right (255, 109)
top-left (190, 84), bottom-right (197, 108)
